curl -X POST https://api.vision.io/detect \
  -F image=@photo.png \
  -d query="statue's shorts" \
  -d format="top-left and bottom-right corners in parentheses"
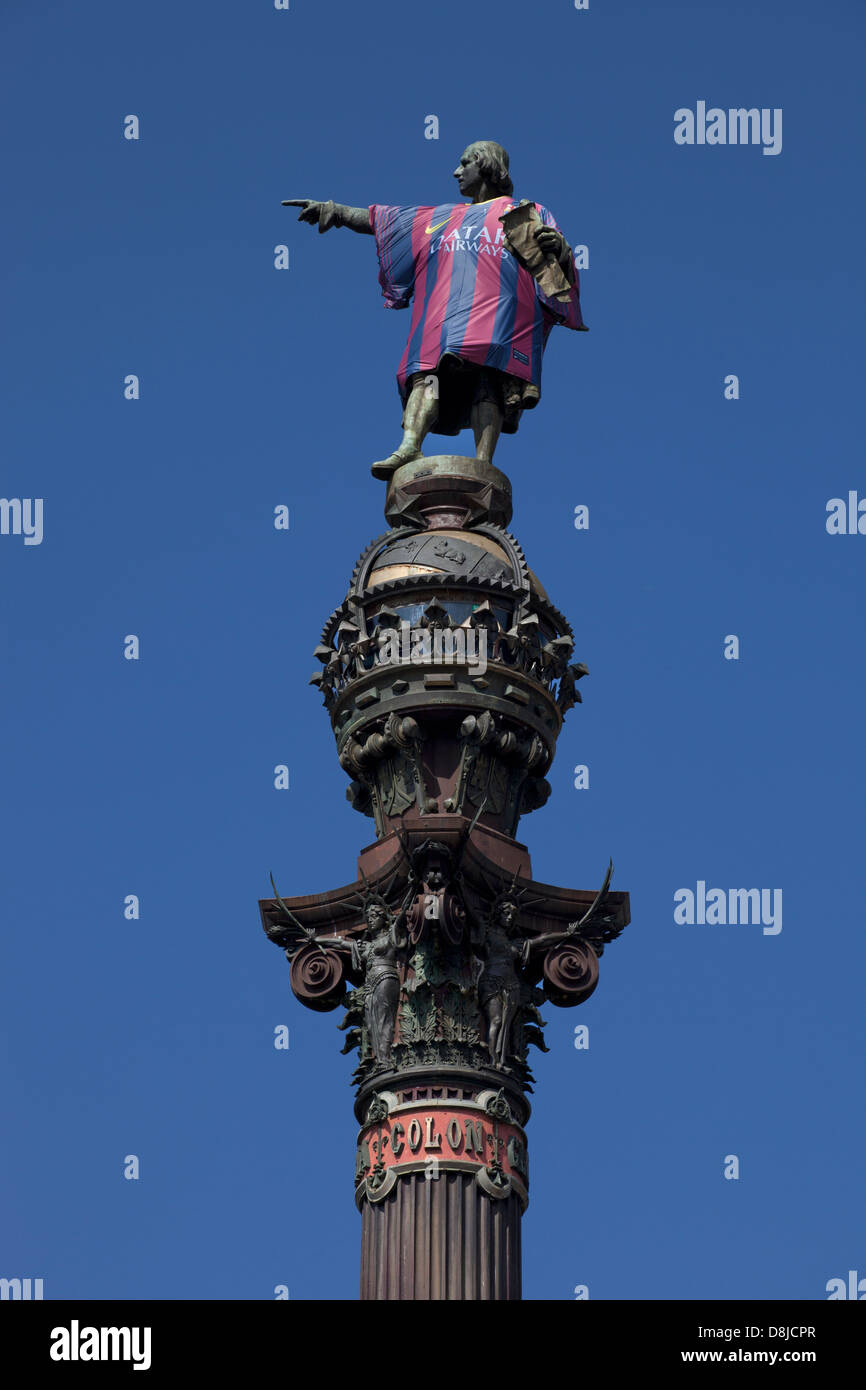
top-left (405, 353), bottom-right (540, 437)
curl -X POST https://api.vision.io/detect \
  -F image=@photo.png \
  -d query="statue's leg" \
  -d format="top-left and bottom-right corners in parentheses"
top-left (470, 373), bottom-right (503, 462)
top-left (499, 995), bottom-right (517, 1067)
top-left (369, 975), bottom-right (399, 1063)
top-left (485, 996), bottom-right (502, 1066)
top-left (368, 996), bottom-right (385, 1063)
top-left (471, 401), bottom-right (503, 462)
top-left (371, 374), bottom-right (439, 481)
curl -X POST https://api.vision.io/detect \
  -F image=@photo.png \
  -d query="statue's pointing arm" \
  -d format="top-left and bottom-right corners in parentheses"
top-left (281, 199), bottom-right (373, 235)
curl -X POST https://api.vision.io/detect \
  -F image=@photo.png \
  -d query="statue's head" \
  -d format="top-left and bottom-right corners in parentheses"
top-left (453, 141), bottom-right (514, 200)
top-left (364, 898), bottom-right (389, 932)
top-left (412, 840), bottom-right (453, 892)
top-left (493, 898), bottom-right (519, 933)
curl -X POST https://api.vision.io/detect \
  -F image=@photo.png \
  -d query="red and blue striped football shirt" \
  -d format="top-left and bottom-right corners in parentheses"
top-left (368, 196), bottom-right (586, 400)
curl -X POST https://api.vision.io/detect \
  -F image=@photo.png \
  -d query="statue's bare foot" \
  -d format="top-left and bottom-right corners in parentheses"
top-left (370, 443), bottom-right (422, 481)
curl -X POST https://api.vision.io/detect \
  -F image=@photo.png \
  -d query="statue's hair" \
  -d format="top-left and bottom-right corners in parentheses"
top-left (362, 892), bottom-right (392, 921)
top-left (411, 840), bottom-right (453, 872)
top-left (465, 140), bottom-right (514, 197)
top-left (487, 892), bottom-right (521, 929)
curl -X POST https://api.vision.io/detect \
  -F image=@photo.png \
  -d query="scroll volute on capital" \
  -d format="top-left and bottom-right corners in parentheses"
top-left (290, 944), bottom-right (348, 1012)
top-left (542, 939), bottom-right (599, 1007)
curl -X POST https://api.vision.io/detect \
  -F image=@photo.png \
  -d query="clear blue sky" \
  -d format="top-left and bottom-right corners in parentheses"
top-left (2, 0), bottom-right (863, 1300)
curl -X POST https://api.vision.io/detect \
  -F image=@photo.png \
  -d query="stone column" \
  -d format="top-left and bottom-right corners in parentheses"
top-left (258, 456), bottom-right (629, 1301)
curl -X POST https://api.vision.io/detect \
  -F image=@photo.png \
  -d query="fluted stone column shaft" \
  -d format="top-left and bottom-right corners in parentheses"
top-left (360, 1173), bottom-right (522, 1300)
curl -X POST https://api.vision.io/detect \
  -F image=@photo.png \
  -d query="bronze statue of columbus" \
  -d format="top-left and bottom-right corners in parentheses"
top-left (283, 140), bottom-right (588, 479)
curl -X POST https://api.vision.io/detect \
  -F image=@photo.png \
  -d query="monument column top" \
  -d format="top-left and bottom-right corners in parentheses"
top-left (384, 455), bottom-right (513, 531)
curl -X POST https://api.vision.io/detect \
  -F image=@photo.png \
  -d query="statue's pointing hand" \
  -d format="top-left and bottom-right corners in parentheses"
top-left (282, 198), bottom-right (322, 221)
top-left (281, 198), bottom-right (341, 233)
